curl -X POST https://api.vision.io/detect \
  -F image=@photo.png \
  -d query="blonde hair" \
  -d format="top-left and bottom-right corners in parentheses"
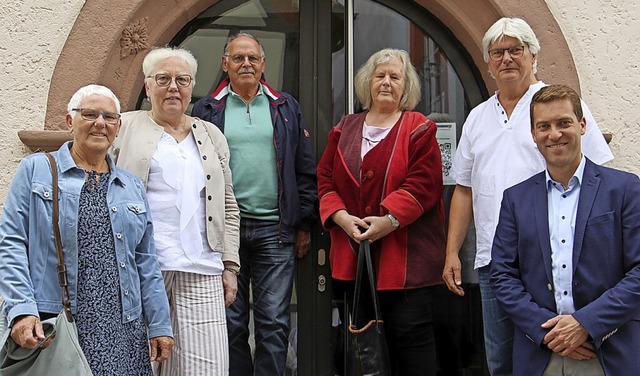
top-left (354, 48), bottom-right (421, 111)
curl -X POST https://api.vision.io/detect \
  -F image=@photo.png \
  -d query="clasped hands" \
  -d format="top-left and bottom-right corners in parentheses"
top-left (541, 314), bottom-right (596, 361)
top-left (331, 210), bottom-right (396, 243)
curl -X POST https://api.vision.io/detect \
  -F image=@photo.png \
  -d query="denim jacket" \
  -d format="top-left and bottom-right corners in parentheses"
top-left (0, 142), bottom-right (172, 339)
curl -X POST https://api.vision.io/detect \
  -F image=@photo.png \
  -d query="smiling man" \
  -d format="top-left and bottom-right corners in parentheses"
top-left (489, 84), bottom-right (640, 376)
top-left (191, 33), bottom-right (317, 376)
top-left (441, 18), bottom-right (614, 376)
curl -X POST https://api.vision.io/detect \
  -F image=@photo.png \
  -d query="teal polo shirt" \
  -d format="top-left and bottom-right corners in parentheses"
top-left (224, 84), bottom-right (279, 221)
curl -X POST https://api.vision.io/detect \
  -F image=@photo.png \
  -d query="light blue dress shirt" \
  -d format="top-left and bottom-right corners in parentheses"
top-left (546, 156), bottom-right (586, 314)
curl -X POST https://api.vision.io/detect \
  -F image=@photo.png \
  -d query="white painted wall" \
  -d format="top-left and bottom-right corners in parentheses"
top-left (0, 0), bottom-right (85, 204)
top-left (546, 0), bottom-right (640, 171)
top-left (0, 0), bottom-right (638, 206)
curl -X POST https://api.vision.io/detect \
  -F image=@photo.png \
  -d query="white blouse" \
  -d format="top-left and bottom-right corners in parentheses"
top-left (145, 132), bottom-right (223, 275)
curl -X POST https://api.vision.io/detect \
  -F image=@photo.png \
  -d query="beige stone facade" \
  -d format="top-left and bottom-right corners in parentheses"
top-left (1, 0), bottom-right (639, 204)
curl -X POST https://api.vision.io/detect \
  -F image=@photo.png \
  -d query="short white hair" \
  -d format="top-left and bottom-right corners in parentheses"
top-left (482, 17), bottom-right (541, 74)
top-left (67, 84), bottom-right (121, 113)
top-left (142, 47), bottom-right (198, 78)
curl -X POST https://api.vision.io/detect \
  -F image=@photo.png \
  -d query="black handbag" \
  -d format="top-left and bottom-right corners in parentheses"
top-left (347, 241), bottom-right (392, 376)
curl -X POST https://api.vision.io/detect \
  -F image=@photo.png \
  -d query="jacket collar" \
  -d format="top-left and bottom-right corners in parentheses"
top-left (211, 78), bottom-right (281, 102)
top-left (57, 141), bottom-right (125, 186)
top-left (572, 158), bottom-right (600, 272)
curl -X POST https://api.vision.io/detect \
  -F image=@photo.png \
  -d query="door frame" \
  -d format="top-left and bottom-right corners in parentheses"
top-left (296, 1), bottom-right (335, 374)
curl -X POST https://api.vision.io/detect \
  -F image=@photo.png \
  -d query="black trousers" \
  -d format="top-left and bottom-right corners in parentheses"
top-left (335, 280), bottom-right (437, 376)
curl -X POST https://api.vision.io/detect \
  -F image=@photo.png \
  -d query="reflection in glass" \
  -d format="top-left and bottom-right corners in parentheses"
top-left (331, 1), bottom-right (486, 375)
top-left (137, 0), bottom-right (301, 112)
top-left (332, 0), bottom-right (466, 127)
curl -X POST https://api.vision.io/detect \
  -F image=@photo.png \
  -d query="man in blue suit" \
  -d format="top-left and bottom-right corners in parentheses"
top-left (490, 84), bottom-right (640, 376)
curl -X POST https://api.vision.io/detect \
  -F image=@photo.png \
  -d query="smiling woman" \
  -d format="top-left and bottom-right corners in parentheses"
top-left (109, 47), bottom-right (241, 376)
top-left (0, 84), bottom-right (174, 375)
top-left (67, 95), bottom-right (122, 173)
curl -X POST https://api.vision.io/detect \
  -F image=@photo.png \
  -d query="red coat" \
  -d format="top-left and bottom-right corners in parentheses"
top-left (318, 111), bottom-right (445, 290)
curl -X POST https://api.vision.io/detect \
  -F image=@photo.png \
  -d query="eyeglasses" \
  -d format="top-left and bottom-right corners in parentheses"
top-left (488, 45), bottom-right (526, 61)
top-left (147, 74), bottom-right (193, 88)
top-left (72, 108), bottom-right (121, 125)
top-left (224, 54), bottom-right (264, 65)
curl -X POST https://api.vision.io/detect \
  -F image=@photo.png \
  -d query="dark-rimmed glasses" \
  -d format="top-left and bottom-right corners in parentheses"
top-left (224, 54), bottom-right (264, 65)
top-left (488, 45), bottom-right (526, 61)
top-left (146, 74), bottom-right (193, 88)
top-left (72, 108), bottom-right (121, 125)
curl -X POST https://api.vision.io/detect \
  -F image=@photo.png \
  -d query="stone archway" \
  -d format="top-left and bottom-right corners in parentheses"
top-left (19, 0), bottom-right (581, 150)
top-left (417, 0), bottom-right (581, 94)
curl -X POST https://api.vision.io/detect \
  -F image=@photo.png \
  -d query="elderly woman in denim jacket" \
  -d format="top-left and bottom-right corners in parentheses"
top-left (0, 84), bottom-right (173, 375)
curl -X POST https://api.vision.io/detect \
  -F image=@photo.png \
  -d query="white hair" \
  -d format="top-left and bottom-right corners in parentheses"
top-left (67, 84), bottom-right (121, 113)
top-left (142, 47), bottom-right (198, 78)
top-left (482, 17), bottom-right (541, 74)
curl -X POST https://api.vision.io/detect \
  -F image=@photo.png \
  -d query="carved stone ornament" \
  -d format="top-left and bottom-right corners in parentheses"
top-left (120, 17), bottom-right (149, 59)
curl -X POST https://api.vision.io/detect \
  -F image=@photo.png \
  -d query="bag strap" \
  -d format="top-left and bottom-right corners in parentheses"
top-left (44, 152), bottom-right (74, 323)
top-left (351, 241), bottom-right (382, 323)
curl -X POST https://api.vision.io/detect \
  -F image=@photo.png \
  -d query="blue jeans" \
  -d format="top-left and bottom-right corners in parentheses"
top-left (227, 219), bottom-right (295, 376)
top-left (478, 265), bottom-right (513, 376)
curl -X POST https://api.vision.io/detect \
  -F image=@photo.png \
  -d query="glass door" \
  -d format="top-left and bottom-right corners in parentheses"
top-left (137, 0), bottom-right (489, 374)
top-left (328, 1), bottom-right (488, 374)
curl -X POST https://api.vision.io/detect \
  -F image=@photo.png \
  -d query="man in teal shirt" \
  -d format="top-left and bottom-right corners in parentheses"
top-left (192, 33), bottom-right (317, 376)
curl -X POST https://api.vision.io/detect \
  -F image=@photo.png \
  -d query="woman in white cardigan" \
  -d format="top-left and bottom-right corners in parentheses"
top-left (110, 47), bottom-right (240, 376)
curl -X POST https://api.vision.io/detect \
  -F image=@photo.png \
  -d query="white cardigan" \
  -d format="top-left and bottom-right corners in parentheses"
top-left (110, 110), bottom-right (240, 266)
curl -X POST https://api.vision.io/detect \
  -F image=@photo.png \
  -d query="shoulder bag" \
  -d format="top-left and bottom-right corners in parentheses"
top-left (0, 152), bottom-right (93, 375)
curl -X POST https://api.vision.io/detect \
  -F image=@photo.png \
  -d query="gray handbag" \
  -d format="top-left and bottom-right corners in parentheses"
top-left (0, 153), bottom-right (93, 375)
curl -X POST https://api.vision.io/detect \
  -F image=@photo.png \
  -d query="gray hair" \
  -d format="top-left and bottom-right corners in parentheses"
top-left (354, 48), bottom-right (421, 111)
top-left (142, 47), bottom-right (198, 78)
top-left (482, 17), bottom-right (541, 74)
top-left (67, 84), bottom-right (121, 114)
top-left (223, 32), bottom-right (266, 58)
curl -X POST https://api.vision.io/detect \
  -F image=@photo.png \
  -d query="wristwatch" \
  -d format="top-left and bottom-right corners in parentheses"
top-left (386, 212), bottom-right (400, 228)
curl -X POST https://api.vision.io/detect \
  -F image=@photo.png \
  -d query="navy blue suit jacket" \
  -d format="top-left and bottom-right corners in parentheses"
top-left (490, 158), bottom-right (640, 376)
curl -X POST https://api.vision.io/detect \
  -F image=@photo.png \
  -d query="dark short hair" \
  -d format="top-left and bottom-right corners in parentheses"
top-left (530, 84), bottom-right (583, 129)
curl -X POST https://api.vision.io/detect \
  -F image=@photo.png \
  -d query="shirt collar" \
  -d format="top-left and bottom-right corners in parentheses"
top-left (58, 141), bottom-right (125, 186)
top-left (228, 83), bottom-right (263, 100)
top-left (546, 155), bottom-right (586, 192)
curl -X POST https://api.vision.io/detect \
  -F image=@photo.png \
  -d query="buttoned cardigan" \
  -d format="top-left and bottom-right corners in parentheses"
top-left (110, 111), bottom-right (240, 267)
top-left (318, 111), bottom-right (445, 290)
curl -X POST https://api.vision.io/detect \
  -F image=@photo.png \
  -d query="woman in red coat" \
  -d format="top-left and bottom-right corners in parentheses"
top-left (318, 48), bottom-right (445, 375)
